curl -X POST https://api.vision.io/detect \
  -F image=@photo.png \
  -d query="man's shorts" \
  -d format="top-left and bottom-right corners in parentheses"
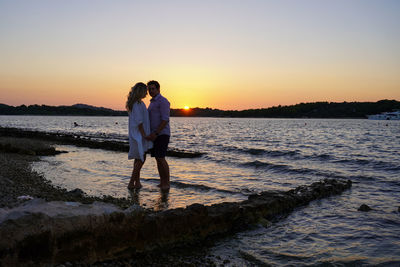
top-left (150, 135), bottom-right (170, 158)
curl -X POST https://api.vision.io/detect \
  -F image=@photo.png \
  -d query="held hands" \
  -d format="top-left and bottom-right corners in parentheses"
top-left (145, 133), bottom-right (157, 141)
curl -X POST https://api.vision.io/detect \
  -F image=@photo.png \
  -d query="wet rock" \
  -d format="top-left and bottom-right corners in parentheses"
top-left (166, 149), bottom-right (205, 158)
top-left (0, 127), bottom-right (204, 158)
top-left (223, 259), bottom-right (230, 264)
top-left (258, 218), bottom-right (272, 228)
top-left (66, 188), bottom-right (85, 198)
top-left (125, 204), bottom-right (144, 213)
top-left (35, 147), bottom-right (67, 156)
top-left (358, 204), bottom-right (372, 212)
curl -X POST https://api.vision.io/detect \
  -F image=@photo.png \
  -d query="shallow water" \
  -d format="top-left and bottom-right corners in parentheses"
top-left (1, 115), bottom-right (399, 265)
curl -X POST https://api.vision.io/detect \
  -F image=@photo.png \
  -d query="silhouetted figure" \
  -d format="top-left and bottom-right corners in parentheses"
top-left (127, 82), bottom-right (153, 190)
top-left (146, 80), bottom-right (171, 191)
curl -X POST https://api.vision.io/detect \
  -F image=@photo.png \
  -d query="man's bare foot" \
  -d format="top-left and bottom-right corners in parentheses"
top-left (160, 185), bottom-right (170, 191)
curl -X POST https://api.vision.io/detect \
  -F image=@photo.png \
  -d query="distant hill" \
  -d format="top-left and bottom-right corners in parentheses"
top-left (70, 103), bottom-right (116, 112)
top-left (1, 100), bottom-right (399, 118)
top-left (0, 104), bottom-right (126, 116)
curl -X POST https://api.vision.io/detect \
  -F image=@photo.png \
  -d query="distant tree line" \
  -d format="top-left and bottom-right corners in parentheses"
top-left (171, 100), bottom-right (400, 118)
top-left (1, 100), bottom-right (399, 118)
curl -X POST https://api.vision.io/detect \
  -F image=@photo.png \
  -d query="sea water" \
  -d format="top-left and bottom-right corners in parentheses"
top-left (1, 115), bottom-right (399, 266)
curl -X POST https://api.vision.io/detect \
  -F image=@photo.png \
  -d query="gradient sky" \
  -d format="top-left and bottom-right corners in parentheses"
top-left (1, 0), bottom-right (399, 110)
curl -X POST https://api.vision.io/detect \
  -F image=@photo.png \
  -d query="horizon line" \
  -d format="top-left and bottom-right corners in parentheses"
top-left (1, 99), bottom-right (399, 112)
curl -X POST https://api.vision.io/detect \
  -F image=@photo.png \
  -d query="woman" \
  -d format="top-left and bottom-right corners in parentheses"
top-left (126, 82), bottom-right (153, 189)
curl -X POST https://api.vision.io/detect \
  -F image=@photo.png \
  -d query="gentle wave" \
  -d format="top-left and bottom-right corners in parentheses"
top-left (334, 158), bottom-right (400, 171)
top-left (303, 153), bottom-right (333, 160)
top-left (221, 145), bottom-right (300, 157)
top-left (240, 160), bottom-right (317, 176)
top-left (220, 145), bottom-right (337, 163)
top-left (239, 160), bottom-right (375, 182)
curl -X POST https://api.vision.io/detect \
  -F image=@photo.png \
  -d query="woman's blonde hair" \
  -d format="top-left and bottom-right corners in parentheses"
top-left (126, 82), bottom-right (147, 111)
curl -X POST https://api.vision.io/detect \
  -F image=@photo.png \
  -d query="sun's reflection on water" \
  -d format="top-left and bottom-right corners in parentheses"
top-left (128, 189), bottom-right (170, 211)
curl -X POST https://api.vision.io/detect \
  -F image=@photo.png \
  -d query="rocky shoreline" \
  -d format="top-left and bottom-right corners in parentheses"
top-left (0, 126), bottom-right (204, 158)
top-left (0, 175), bottom-right (352, 265)
top-left (0, 137), bottom-right (140, 209)
top-left (0, 136), bottom-right (352, 266)
top-left (0, 141), bottom-right (225, 266)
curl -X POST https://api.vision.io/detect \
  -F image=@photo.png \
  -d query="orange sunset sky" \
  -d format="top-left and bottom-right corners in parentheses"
top-left (1, 1), bottom-right (399, 111)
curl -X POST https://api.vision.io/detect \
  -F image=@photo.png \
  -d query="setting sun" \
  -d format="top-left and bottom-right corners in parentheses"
top-left (184, 106), bottom-right (190, 110)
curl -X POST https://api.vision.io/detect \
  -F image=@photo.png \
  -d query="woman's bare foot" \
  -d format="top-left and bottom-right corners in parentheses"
top-left (128, 180), bottom-right (142, 190)
top-left (134, 183), bottom-right (142, 189)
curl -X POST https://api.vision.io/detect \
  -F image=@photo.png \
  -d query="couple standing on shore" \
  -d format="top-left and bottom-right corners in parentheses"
top-left (126, 80), bottom-right (170, 191)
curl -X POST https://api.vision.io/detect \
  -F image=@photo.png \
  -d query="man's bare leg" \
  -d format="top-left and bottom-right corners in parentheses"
top-left (156, 157), bottom-right (170, 190)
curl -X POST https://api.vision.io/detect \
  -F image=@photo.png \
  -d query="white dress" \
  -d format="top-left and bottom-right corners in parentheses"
top-left (128, 101), bottom-right (153, 161)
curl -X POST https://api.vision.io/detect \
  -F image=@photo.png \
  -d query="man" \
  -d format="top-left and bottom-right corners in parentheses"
top-left (146, 80), bottom-right (170, 190)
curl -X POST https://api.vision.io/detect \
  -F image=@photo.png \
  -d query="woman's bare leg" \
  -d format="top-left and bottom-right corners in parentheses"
top-left (128, 158), bottom-right (145, 189)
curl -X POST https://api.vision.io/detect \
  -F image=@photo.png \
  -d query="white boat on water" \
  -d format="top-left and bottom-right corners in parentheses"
top-left (368, 110), bottom-right (400, 120)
